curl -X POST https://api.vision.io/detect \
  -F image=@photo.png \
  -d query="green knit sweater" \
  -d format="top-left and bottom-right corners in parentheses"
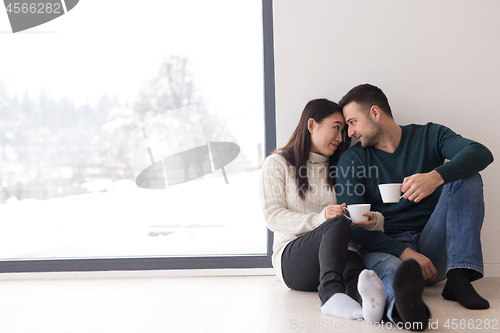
top-left (337, 122), bottom-right (494, 257)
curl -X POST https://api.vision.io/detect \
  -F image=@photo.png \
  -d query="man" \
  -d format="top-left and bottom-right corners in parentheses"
top-left (336, 84), bottom-right (493, 331)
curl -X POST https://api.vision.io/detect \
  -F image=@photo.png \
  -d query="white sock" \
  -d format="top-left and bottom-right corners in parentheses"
top-left (321, 293), bottom-right (363, 319)
top-left (358, 269), bottom-right (386, 323)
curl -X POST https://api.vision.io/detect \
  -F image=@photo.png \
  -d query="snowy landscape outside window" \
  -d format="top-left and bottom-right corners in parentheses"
top-left (0, 0), bottom-right (268, 261)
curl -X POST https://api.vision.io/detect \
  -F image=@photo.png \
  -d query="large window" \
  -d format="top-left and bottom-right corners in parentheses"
top-left (0, 0), bottom-right (275, 272)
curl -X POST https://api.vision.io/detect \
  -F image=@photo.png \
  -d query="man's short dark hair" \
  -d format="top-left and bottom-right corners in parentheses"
top-left (338, 83), bottom-right (393, 118)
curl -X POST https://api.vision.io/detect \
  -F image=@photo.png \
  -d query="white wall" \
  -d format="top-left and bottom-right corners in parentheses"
top-left (273, 0), bottom-right (500, 276)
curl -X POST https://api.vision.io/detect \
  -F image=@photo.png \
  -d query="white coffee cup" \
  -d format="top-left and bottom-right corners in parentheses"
top-left (379, 183), bottom-right (403, 203)
top-left (344, 204), bottom-right (371, 224)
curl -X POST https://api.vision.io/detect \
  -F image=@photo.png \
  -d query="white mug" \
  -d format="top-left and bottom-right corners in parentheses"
top-left (378, 183), bottom-right (403, 203)
top-left (344, 204), bottom-right (371, 224)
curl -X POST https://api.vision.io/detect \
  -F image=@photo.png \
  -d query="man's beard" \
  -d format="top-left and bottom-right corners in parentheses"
top-left (360, 122), bottom-right (382, 148)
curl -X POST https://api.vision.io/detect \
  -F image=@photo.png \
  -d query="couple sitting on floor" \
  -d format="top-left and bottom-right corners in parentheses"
top-left (260, 83), bottom-right (493, 331)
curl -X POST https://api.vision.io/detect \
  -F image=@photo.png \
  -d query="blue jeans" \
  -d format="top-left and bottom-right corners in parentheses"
top-left (362, 173), bottom-right (485, 323)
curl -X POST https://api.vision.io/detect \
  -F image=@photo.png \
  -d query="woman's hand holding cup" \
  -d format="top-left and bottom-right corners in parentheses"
top-left (325, 203), bottom-right (378, 229)
top-left (324, 203), bottom-right (346, 219)
top-left (352, 212), bottom-right (378, 229)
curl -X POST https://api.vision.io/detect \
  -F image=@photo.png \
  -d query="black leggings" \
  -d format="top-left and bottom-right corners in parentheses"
top-left (281, 216), bottom-right (364, 305)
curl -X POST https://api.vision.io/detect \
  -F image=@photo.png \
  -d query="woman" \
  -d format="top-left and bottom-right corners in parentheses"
top-left (260, 99), bottom-right (385, 322)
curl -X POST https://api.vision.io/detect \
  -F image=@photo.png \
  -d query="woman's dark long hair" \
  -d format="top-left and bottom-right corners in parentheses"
top-left (273, 99), bottom-right (351, 200)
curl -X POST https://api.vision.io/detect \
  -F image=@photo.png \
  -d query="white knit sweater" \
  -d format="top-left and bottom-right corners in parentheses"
top-left (259, 152), bottom-right (384, 284)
